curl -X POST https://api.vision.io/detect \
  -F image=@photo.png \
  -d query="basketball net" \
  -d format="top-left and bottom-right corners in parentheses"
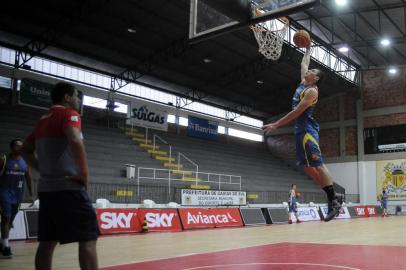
top-left (250, 10), bottom-right (289, 61)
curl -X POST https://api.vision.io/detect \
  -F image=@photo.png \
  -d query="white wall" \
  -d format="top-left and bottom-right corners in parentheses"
top-left (326, 161), bottom-right (379, 205)
top-left (358, 161), bottom-right (377, 205)
top-left (325, 162), bottom-right (359, 194)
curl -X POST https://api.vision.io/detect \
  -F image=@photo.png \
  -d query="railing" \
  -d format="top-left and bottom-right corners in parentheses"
top-left (178, 152), bottom-right (199, 185)
top-left (137, 167), bottom-right (242, 194)
top-left (153, 134), bottom-right (172, 162)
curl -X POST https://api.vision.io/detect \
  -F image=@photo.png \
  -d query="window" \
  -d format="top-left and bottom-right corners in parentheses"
top-left (83, 95), bottom-right (107, 109)
top-left (167, 114), bottom-right (176, 123)
top-left (179, 116), bottom-right (188, 126)
top-left (228, 128), bottom-right (263, 142)
top-left (114, 102), bottom-right (128, 114)
top-left (0, 76), bottom-right (12, 89)
top-left (218, 126), bottom-right (226, 134)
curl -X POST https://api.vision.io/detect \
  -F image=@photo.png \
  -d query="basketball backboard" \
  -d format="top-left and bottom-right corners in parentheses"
top-left (189, 0), bottom-right (320, 43)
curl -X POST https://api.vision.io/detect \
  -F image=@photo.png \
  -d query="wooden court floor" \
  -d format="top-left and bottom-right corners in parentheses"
top-left (1, 216), bottom-right (405, 270)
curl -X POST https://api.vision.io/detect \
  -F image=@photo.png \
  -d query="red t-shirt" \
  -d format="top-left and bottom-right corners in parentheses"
top-left (26, 105), bottom-right (84, 192)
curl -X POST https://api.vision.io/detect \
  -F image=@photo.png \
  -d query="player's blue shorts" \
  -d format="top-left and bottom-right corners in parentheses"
top-left (295, 130), bottom-right (324, 167)
top-left (382, 200), bottom-right (387, 209)
top-left (0, 191), bottom-right (21, 219)
top-left (289, 202), bottom-right (297, 213)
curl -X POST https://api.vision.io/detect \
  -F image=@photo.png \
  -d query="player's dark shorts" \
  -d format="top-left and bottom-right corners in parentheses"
top-left (38, 190), bottom-right (99, 244)
top-left (382, 200), bottom-right (387, 209)
top-left (289, 202), bottom-right (297, 213)
top-left (295, 130), bottom-right (324, 167)
top-left (0, 192), bottom-right (21, 220)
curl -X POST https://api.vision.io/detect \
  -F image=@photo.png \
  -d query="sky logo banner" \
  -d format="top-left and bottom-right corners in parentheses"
top-left (187, 115), bottom-right (218, 141)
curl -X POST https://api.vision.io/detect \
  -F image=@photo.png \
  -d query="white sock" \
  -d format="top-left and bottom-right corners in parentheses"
top-left (2, 238), bottom-right (9, 247)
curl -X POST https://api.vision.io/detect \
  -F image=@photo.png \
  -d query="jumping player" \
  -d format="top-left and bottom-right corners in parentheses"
top-left (262, 46), bottom-right (342, 222)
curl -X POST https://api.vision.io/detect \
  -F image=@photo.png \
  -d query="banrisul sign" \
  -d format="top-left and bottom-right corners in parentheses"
top-left (187, 115), bottom-right (218, 141)
top-left (129, 101), bottom-right (168, 131)
top-left (19, 78), bottom-right (83, 112)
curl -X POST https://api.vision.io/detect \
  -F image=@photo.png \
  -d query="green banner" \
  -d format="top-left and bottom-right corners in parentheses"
top-left (19, 78), bottom-right (53, 109)
top-left (19, 78), bottom-right (83, 112)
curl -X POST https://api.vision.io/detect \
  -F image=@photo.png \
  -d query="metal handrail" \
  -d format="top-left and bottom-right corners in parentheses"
top-left (137, 167), bottom-right (242, 194)
top-left (178, 152), bottom-right (199, 185)
top-left (153, 134), bottom-right (172, 166)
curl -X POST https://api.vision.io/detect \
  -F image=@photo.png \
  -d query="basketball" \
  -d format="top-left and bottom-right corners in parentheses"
top-left (293, 30), bottom-right (311, 48)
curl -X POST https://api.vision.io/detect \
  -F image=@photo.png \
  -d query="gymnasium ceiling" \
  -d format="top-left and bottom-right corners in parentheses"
top-left (0, 0), bottom-right (403, 120)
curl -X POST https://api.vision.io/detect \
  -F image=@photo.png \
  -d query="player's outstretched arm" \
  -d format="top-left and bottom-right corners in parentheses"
top-left (262, 88), bottom-right (318, 135)
top-left (301, 47), bottom-right (312, 81)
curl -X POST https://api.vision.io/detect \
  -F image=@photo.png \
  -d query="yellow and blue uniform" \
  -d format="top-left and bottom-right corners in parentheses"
top-left (381, 191), bottom-right (388, 209)
top-left (0, 156), bottom-right (27, 219)
top-left (292, 83), bottom-right (323, 167)
top-left (288, 189), bottom-right (297, 213)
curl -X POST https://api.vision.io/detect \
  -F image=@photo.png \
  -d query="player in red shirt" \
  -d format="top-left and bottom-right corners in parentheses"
top-left (22, 82), bottom-right (98, 270)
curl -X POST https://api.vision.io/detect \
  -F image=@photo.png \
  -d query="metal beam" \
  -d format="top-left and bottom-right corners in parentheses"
top-left (110, 37), bottom-right (191, 91)
top-left (14, 0), bottom-right (109, 68)
top-left (295, 2), bottom-right (406, 21)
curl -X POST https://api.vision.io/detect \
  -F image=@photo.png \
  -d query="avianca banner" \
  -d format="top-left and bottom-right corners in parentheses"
top-left (97, 208), bottom-right (141, 235)
top-left (179, 208), bottom-right (243, 229)
top-left (137, 209), bottom-right (182, 232)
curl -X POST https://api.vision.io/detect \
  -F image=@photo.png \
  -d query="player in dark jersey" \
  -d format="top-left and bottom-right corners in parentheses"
top-left (22, 82), bottom-right (99, 270)
top-left (0, 139), bottom-right (33, 258)
top-left (262, 46), bottom-right (342, 222)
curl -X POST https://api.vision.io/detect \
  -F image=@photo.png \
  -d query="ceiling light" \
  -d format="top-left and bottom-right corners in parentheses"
top-left (388, 68), bottom-right (397, 74)
top-left (127, 28), bottom-right (137, 33)
top-left (381, 39), bottom-right (390, 46)
top-left (203, 58), bottom-right (212, 63)
top-left (257, 80), bottom-right (264, 84)
top-left (338, 46), bottom-right (349, 52)
top-left (335, 0), bottom-right (347, 6)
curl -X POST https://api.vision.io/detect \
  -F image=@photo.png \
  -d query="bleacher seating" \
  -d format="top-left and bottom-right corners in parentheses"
top-left (0, 104), bottom-right (322, 202)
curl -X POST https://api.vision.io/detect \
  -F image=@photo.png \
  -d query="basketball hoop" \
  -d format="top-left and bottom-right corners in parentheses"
top-left (250, 13), bottom-right (289, 61)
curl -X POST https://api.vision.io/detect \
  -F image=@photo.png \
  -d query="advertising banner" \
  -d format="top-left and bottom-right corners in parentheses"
top-left (137, 209), bottom-right (182, 232)
top-left (19, 78), bottom-right (83, 112)
top-left (179, 208), bottom-right (243, 229)
top-left (96, 208), bottom-right (141, 234)
top-left (267, 208), bottom-right (289, 224)
top-left (181, 189), bottom-right (246, 206)
top-left (240, 208), bottom-right (267, 225)
top-left (128, 101), bottom-right (168, 131)
top-left (319, 206), bottom-right (351, 219)
top-left (349, 205), bottom-right (379, 218)
top-left (24, 210), bottom-right (39, 239)
top-left (9, 211), bottom-right (27, 240)
top-left (291, 207), bottom-right (321, 222)
top-left (187, 115), bottom-right (218, 141)
top-left (376, 159), bottom-right (406, 201)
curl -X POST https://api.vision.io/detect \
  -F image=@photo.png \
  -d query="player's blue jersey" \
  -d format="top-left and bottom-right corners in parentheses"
top-left (292, 83), bottom-right (319, 134)
top-left (0, 156), bottom-right (27, 203)
top-left (382, 191), bottom-right (388, 202)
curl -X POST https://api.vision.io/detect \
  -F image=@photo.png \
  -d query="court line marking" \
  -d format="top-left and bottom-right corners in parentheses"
top-left (182, 262), bottom-right (361, 270)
